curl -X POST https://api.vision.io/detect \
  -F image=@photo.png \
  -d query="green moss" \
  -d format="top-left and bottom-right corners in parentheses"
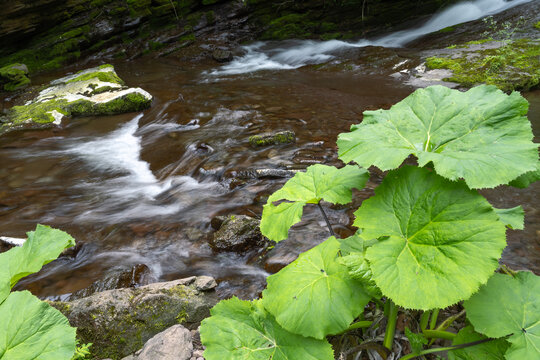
top-left (92, 86), bottom-right (114, 94)
top-left (535, 21), bottom-right (540, 30)
top-left (205, 10), bottom-right (216, 24)
top-left (425, 39), bottom-right (540, 92)
top-left (249, 131), bottom-right (295, 147)
top-left (67, 71), bottom-right (124, 85)
top-left (8, 99), bottom-right (69, 124)
top-left (127, 0), bottom-right (152, 16)
top-left (202, 0), bottom-right (219, 4)
top-left (0, 63), bottom-right (30, 92)
top-left (438, 26), bottom-right (455, 33)
top-left (186, 11), bottom-right (203, 26)
top-left (60, 26), bottom-right (91, 41)
top-left (261, 13), bottom-right (316, 40)
top-left (465, 38), bottom-right (493, 45)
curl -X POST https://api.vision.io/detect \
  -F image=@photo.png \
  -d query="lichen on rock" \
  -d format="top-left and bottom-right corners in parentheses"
top-left (1, 64), bottom-right (152, 135)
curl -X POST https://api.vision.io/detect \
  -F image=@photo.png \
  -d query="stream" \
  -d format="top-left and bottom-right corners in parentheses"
top-left (0, 0), bottom-right (538, 300)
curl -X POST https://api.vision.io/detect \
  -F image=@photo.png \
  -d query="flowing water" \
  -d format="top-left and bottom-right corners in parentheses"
top-left (0, 0), bottom-right (538, 300)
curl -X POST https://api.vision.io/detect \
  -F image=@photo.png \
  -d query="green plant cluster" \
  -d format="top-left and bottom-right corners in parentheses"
top-left (0, 225), bottom-right (78, 359)
top-left (0, 63), bottom-right (31, 92)
top-left (200, 85), bottom-right (540, 359)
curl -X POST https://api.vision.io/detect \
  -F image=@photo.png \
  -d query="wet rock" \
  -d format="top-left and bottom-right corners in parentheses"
top-left (50, 276), bottom-right (218, 360)
top-left (210, 215), bottom-right (268, 253)
top-left (235, 168), bottom-right (298, 180)
top-left (0, 63), bottom-right (30, 92)
top-left (69, 264), bottom-right (154, 300)
top-left (212, 48), bottom-right (233, 63)
top-left (249, 130), bottom-right (295, 147)
top-left (1, 64), bottom-right (152, 135)
top-left (122, 325), bottom-right (193, 360)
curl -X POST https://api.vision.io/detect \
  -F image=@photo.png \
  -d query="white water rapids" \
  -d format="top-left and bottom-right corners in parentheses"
top-left (210, 0), bottom-right (535, 75)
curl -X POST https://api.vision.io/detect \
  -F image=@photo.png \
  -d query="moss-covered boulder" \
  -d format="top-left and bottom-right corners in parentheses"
top-left (423, 38), bottom-right (540, 92)
top-left (0, 64), bottom-right (152, 135)
top-left (50, 276), bottom-right (218, 360)
top-left (0, 63), bottom-right (30, 91)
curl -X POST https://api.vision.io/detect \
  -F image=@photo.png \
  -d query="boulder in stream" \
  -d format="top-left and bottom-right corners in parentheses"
top-left (0, 63), bottom-right (30, 91)
top-left (0, 64), bottom-right (152, 134)
top-left (210, 215), bottom-right (269, 253)
top-left (49, 276), bottom-right (218, 360)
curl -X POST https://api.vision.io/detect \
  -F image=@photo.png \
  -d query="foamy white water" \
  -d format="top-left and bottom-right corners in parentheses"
top-left (210, 0), bottom-right (534, 75)
top-left (64, 114), bottom-right (168, 198)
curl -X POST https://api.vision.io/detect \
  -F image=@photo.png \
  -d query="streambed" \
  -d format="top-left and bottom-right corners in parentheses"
top-left (0, 0), bottom-right (538, 300)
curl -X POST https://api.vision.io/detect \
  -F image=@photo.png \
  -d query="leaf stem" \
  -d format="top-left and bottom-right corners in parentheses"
top-left (435, 309), bottom-right (465, 332)
top-left (383, 300), bottom-right (398, 351)
top-left (317, 202), bottom-right (335, 237)
top-left (337, 320), bottom-right (373, 335)
top-left (422, 329), bottom-right (457, 340)
top-left (420, 311), bottom-right (430, 331)
top-left (429, 309), bottom-right (439, 329)
top-left (399, 337), bottom-right (499, 360)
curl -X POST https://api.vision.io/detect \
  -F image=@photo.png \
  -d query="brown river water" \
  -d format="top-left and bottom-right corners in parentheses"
top-left (1, 33), bottom-right (539, 300)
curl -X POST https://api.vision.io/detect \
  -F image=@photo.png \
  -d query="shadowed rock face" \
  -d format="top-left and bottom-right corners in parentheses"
top-left (49, 276), bottom-right (218, 360)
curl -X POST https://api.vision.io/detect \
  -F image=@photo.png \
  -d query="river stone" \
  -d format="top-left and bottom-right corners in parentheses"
top-left (49, 276), bottom-right (218, 360)
top-left (122, 325), bottom-right (193, 360)
top-left (212, 48), bottom-right (233, 63)
top-left (0, 64), bottom-right (152, 135)
top-left (210, 215), bottom-right (268, 253)
top-left (249, 130), bottom-right (295, 147)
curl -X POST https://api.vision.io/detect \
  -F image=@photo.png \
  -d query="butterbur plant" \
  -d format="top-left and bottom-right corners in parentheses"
top-left (0, 224), bottom-right (77, 360)
top-left (200, 84), bottom-right (540, 359)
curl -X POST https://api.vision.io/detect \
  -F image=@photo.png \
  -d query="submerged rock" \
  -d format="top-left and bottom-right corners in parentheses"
top-left (210, 215), bottom-right (268, 253)
top-left (50, 276), bottom-right (218, 360)
top-left (0, 64), bottom-right (152, 135)
top-left (0, 63), bottom-right (30, 91)
top-left (249, 130), bottom-right (295, 147)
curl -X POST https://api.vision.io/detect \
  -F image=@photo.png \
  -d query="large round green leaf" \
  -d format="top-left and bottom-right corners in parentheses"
top-left (262, 237), bottom-right (370, 339)
top-left (0, 225), bottom-right (75, 303)
top-left (0, 291), bottom-right (76, 360)
top-left (448, 325), bottom-right (509, 360)
top-left (464, 272), bottom-right (540, 360)
top-left (200, 297), bottom-right (333, 360)
top-left (355, 166), bottom-right (506, 310)
top-left (260, 164), bottom-right (368, 241)
top-left (337, 85), bottom-right (538, 189)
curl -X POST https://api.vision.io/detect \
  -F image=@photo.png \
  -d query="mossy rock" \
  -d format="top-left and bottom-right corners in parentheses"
top-left (1, 64), bottom-right (152, 135)
top-left (424, 38), bottom-right (540, 92)
top-left (0, 63), bottom-right (30, 92)
top-left (249, 130), bottom-right (296, 147)
top-left (50, 276), bottom-right (218, 360)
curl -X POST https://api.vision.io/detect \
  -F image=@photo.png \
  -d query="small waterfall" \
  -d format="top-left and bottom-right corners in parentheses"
top-left (210, 0), bottom-right (533, 75)
top-left (374, 0), bottom-right (534, 46)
